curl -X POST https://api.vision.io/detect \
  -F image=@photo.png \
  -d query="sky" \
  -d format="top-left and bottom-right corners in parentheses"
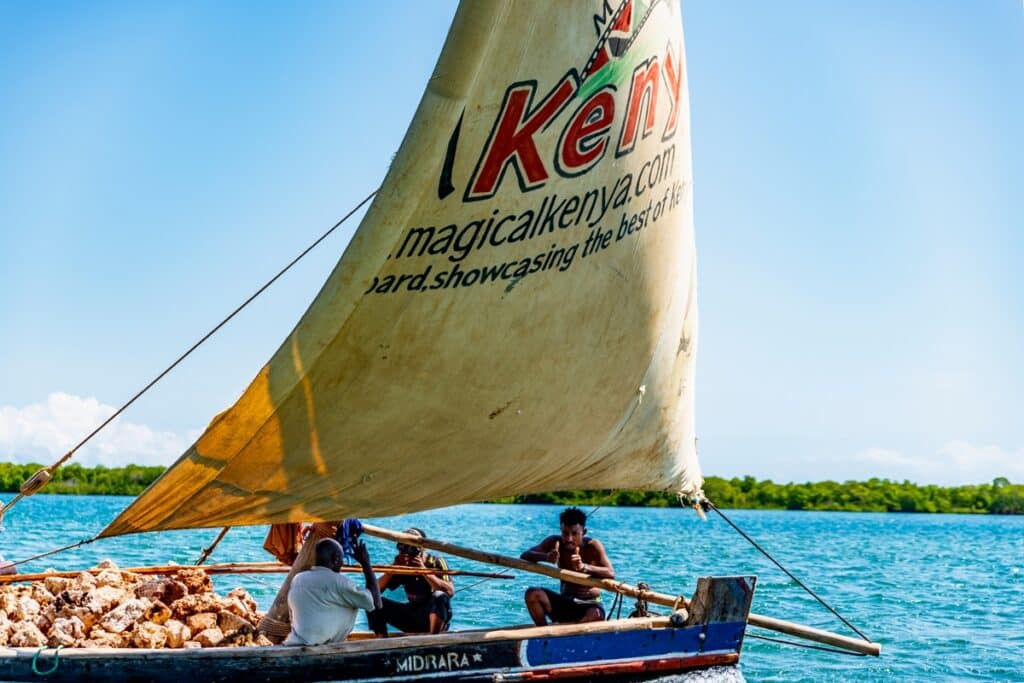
top-left (0, 2), bottom-right (1021, 486)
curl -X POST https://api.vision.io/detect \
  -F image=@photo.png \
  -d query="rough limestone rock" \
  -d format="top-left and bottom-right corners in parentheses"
top-left (44, 576), bottom-right (73, 596)
top-left (84, 628), bottom-right (124, 649)
top-left (174, 568), bottom-right (212, 595)
top-left (14, 596), bottom-right (41, 621)
top-left (2, 560), bottom-right (266, 650)
top-left (136, 578), bottom-right (188, 605)
top-left (164, 619), bottom-right (192, 648)
top-left (53, 588), bottom-right (84, 611)
top-left (95, 559), bottom-right (119, 570)
top-left (85, 585), bottom-right (128, 615)
top-left (218, 610), bottom-right (254, 635)
top-left (145, 600), bottom-right (172, 626)
top-left (70, 607), bottom-right (98, 634)
top-left (35, 604), bottom-right (56, 633)
top-left (100, 598), bottom-right (151, 634)
top-left (95, 569), bottom-right (127, 587)
top-left (194, 627), bottom-right (224, 648)
top-left (31, 583), bottom-right (54, 602)
top-left (186, 612), bottom-right (218, 633)
top-left (1, 591), bottom-right (18, 617)
top-left (132, 621), bottom-right (169, 649)
top-left (171, 593), bottom-right (226, 620)
top-left (219, 596), bottom-right (248, 619)
top-left (49, 616), bottom-right (86, 647)
top-left (227, 587), bottom-right (259, 615)
top-left (10, 621), bottom-right (47, 647)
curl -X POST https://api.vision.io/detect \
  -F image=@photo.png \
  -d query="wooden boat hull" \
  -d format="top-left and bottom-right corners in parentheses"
top-left (0, 619), bottom-right (743, 682)
top-left (1, 577), bottom-right (754, 682)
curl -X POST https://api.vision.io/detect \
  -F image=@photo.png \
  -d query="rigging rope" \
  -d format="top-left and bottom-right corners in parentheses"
top-left (194, 526), bottom-right (231, 565)
top-left (0, 189), bottom-right (377, 525)
top-left (702, 498), bottom-right (871, 642)
top-left (9, 538), bottom-right (97, 568)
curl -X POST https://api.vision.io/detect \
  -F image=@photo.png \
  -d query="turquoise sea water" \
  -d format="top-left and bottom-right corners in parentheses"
top-left (1, 496), bottom-right (1021, 681)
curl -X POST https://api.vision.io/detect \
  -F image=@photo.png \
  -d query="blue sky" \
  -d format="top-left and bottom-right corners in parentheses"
top-left (1, 2), bottom-right (1021, 485)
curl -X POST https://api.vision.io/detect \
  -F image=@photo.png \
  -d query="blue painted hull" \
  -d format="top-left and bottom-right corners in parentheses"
top-left (1, 618), bottom-right (746, 682)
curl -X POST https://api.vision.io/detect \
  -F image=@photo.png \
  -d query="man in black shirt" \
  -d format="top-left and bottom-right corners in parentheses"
top-left (370, 527), bottom-right (454, 635)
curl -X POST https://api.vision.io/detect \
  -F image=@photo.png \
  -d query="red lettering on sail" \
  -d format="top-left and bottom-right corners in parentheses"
top-left (616, 58), bottom-right (660, 156)
top-left (661, 45), bottom-right (682, 140)
top-left (557, 88), bottom-right (616, 176)
top-left (466, 74), bottom-right (578, 201)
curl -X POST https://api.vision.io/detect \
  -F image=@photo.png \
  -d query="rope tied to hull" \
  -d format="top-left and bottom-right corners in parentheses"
top-left (31, 645), bottom-right (64, 676)
top-left (628, 581), bottom-right (651, 618)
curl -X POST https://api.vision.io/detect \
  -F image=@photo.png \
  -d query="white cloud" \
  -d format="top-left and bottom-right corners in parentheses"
top-left (852, 441), bottom-right (1024, 485)
top-left (0, 393), bottom-right (196, 467)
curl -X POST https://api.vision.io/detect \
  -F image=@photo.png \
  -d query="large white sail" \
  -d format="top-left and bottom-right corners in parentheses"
top-left (102, 0), bottom-right (700, 537)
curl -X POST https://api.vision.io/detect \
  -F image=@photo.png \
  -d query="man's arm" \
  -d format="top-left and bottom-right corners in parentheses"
top-left (353, 541), bottom-right (382, 610)
top-left (578, 538), bottom-right (615, 580)
top-left (411, 554), bottom-right (454, 596)
top-left (520, 535), bottom-right (560, 563)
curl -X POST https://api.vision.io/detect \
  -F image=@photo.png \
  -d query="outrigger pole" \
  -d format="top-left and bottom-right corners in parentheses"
top-left (361, 524), bottom-right (882, 657)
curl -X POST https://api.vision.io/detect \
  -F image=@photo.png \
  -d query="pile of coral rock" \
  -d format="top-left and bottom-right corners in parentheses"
top-left (0, 561), bottom-right (272, 649)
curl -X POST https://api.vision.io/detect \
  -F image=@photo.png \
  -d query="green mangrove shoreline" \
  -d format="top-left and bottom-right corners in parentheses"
top-left (1, 463), bottom-right (1021, 514)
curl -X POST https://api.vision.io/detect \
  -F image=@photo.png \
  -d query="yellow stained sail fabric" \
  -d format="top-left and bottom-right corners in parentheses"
top-left (102, 0), bottom-right (701, 537)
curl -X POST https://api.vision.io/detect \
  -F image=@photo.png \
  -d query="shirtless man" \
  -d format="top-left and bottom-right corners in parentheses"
top-left (520, 507), bottom-right (614, 624)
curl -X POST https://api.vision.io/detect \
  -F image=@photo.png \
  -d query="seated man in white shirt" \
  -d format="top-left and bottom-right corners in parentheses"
top-left (284, 538), bottom-right (382, 646)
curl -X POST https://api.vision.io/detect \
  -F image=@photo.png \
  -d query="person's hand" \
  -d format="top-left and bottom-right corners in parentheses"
top-left (353, 541), bottom-right (372, 568)
top-left (394, 553), bottom-right (409, 567)
top-left (569, 548), bottom-right (585, 572)
top-left (409, 553), bottom-right (426, 569)
top-left (546, 541), bottom-right (560, 564)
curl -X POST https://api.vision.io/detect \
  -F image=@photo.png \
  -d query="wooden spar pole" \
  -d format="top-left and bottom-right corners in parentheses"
top-left (195, 526), bottom-right (231, 565)
top-left (0, 562), bottom-right (513, 585)
top-left (361, 523), bottom-right (881, 657)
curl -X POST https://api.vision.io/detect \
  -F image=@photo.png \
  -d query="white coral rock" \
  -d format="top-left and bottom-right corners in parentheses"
top-left (99, 598), bottom-right (150, 634)
top-left (48, 616), bottom-right (86, 647)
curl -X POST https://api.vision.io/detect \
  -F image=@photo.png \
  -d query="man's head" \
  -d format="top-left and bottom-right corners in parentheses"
top-left (558, 507), bottom-right (587, 548)
top-left (314, 538), bottom-right (345, 572)
top-left (396, 527), bottom-right (426, 559)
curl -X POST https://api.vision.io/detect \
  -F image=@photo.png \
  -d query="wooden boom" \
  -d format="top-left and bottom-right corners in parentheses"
top-left (0, 561), bottom-right (513, 585)
top-left (361, 523), bottom-right (881, 657)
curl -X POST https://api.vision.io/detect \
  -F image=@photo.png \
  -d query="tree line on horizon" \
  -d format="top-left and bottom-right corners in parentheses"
top-left (0, 462), bottom-right (1021, 514)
